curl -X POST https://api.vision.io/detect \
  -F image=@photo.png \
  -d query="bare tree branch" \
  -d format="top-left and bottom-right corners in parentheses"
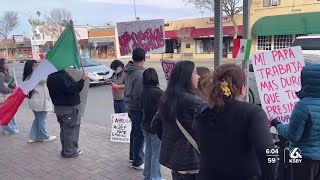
top-left (184, 0), bottom-right (243, 39)
top-left (0, 11), bottom-right (19, 39)
top-left (41, 8), bottom-right (72, 40)
top-left (176, 26), bottom-right (193, 59)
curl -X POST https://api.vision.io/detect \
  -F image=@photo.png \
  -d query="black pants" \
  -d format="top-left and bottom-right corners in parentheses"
top-left (56, 107), bottom-right (81, 158)
top-left (291, 158), bottom-right (320, 180)
top-left (128, 110), bottom-right (144, 167)
top-left (172, 170), bottom-right (198, 180)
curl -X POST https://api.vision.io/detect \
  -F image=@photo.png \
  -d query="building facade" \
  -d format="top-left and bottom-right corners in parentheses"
top-left (88, 27), bottom-right (117, 59)
top-left (250, 0), bottom-right (320, 52)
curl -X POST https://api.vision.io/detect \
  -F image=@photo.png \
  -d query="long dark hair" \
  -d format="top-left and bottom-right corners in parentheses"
top-left (159, 61), bottom-right (196, 122)
top-left (0, 58), bottom-right (8, 75)
top-left (143, 68), bottom-right (159, 86)
top-left (23, 60), bottom-right (37, 81)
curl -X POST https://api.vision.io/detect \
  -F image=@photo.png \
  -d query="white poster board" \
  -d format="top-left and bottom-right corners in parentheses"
top-left (251, 46), bottom-right (305, 124)
top-left (110, 113), bottom-right (132, 143)
top-left (117, 19), bottom-right (165, 56)
top-left (160, 59), bottom-right (177, 80)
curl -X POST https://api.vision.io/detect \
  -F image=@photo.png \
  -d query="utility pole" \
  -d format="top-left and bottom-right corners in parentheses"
top-left (242, 0), bottom-right (250, 102)
top-left (214, 0), bottom-right (223, 70)
top-left (134, 0), bottom-right (137, 21)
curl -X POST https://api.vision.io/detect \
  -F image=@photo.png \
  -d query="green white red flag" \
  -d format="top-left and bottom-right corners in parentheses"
top-left (232, 39), bottom-right (252, 61)
top-left (0, 22), bottom-right (80, 125)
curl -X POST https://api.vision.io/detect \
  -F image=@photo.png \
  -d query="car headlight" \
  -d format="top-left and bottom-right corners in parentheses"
top-left (88, 72), bottom-right (96, 76)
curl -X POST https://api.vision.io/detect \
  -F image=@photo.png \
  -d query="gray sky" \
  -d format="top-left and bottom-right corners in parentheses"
top-left (2, 0), bottom-right (213, 37)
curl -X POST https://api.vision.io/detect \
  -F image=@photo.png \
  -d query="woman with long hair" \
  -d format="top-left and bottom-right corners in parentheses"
top-left (0, 58), bottom-right (19, 135)
top-left (23, 60), bottom-right (56, 143)
top-left (152, 61), bottom-right (202, 180)
top-left (193, 64), bottom-right (278, 180)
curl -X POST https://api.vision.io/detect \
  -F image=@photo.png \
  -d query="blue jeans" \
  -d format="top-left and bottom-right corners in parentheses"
top-left (143, 130), bottom-right (162, 180)
top-left (2, 116), bottom-right (19, 135)
top-left (29, 111), bottom-right (50, 141)
top-left (128, 110), bottom-right (145, 167)
top-left (114, 100), bottom-right (127, 113)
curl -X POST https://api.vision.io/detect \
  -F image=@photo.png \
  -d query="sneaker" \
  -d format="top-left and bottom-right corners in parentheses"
top-left (78, 150), bottom-right (83, 155)
top-left (28, 139), bottom-right (36, 143)
top-left (43, 136), bottom-right (56, 142)
top-left (132, 164), bottom-right (144, 170)
top-left (129, 159), bottom-right (133, 163)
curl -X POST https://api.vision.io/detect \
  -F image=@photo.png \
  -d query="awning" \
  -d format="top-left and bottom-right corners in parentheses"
top-left (191, 25), bottom-right (243, 38)
top-left (165, 31), bottom-right (177, 39)
top-left (252, 12), bottom-right (320, 36)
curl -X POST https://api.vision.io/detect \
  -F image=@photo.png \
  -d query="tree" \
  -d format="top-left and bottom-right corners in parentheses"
top-left (0, 11), bottom-right (19, 39)
top-left (41, 8), bottom-right (72, 40)
top-left (176, 26), bottom-right (193, 59)
top-left (186, 0), bottom-right (243, 39)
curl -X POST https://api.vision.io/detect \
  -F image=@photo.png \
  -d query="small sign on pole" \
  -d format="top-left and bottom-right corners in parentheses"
top-left (110, 113), bottom-right (132, 143)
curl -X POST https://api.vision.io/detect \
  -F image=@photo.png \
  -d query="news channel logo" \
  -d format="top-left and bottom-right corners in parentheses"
top-left (266, 147), bottom-right (302, 164)
top-left (288, 147), bottom-right (302, 163)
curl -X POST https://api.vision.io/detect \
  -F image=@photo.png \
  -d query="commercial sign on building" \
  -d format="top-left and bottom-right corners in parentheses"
top-left (117, 19), bottom-right (165, 56)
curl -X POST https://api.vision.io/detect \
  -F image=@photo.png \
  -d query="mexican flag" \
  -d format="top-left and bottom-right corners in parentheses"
top-left (0, 22), bottom-right (80, 125)
top-left (8, 78), bottom-right (17, 89)
top-left (232, 39), bottom-right (252, 61)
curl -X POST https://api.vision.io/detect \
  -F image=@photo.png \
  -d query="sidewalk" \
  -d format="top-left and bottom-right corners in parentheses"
top-left (0, 103), bottom-right (171, 180)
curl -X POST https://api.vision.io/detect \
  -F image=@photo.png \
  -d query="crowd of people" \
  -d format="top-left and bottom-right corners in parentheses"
top-left (1, 46), bottom-right (320, 179)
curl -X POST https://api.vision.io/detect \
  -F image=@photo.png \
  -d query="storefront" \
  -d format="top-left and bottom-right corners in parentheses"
top-left (251, 12), bottom-right (320, 52)
top-left (88, 28), bottom-right (117, 59)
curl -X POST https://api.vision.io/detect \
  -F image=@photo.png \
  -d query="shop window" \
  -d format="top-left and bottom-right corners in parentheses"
top-left (186, 44), bottom-right (191, 48)
top-left (257, 36), bottom-right (272, 50)
top-left (273, 35), bottom-right (294, 49)
top-left (196, 38), bottom-right (214, 54)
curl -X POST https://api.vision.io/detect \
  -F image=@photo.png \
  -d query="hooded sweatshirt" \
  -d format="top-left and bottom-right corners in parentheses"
top-left (123, 62), bottom-right (145, 111)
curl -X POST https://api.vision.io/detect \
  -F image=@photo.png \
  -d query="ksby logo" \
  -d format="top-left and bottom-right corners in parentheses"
top-left (288, 148), bottom-right (302, 163)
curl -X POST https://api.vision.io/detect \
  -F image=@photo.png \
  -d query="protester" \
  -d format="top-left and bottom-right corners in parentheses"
top-left (270, 64), bottom-right (320, 180)
top-left (141, 68), bottom-right (163, 180)
top-left (196, 67), bottom-right (211, 97)
top-left (124, 47), bottom-right (146, 170)
top-left (0, 58), bottom-right (19, 135)
top-left (47, 70), bottom-right (89, 158)
top-left (110, 59), bottom-right (126, 113)
top-left (193, 63), bottom-right (278, 180)
top-left (23, 60), bottom-right (56, 143)
top-left (152, 60), bottom-right (202, 180)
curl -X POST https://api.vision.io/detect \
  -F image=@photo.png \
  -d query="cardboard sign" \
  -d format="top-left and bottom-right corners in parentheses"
top-left (110, 113), bottom-right (132, 143)
top-left (117, 19), bottom-right (165, 56)
top-left (160, 60), bottom-right (177, 80)
top-left (251, 46), bottom-right (305, 124)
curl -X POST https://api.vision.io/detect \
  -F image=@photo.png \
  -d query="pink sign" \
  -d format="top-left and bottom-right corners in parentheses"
top-left (160, 60), bottom-right (177, 80)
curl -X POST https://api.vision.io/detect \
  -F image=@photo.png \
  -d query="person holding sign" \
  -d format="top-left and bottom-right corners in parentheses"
top-left (193, 64), bottom-right (278, 180)
top-left (110, 59), bottom-right (127, 113)
top-left (141, 68), bottom-right (163, 180)
top-left (152, 61), bottom-right (202, 180)
top-left (270, 64), bottom-right (320, 180)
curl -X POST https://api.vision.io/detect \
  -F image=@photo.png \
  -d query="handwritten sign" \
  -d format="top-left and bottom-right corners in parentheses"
top-left (117, 19), bottom-right (165, 56)
top-left (251, 46), bottom-right (305, 124)
top-left (110, 113), bottom-right (132, 143)
top-left (160, 60), bottom-right (177, 80)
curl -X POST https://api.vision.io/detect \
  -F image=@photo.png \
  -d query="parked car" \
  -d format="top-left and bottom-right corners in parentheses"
top-left (248, 54), bottom-right (320, 105)
top-left (15, 54), bottom-right (30, 63)
top-left (82, 57), bottom-right (113, 85)
top-left (291, 35), bottom-right (320, 56)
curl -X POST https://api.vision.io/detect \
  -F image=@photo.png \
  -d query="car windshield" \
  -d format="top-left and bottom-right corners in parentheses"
top-left (82, 58), bottom-right (101, 67)
top-left (291, 38), bottom-right (320, 50)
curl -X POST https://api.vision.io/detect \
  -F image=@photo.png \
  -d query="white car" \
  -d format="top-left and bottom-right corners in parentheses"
top-left (291, 35), bottom-right (320, 56)
top-left (82, 57), bottom-right (113, 85)
top-left (248, 55), bottom-right (320, 105)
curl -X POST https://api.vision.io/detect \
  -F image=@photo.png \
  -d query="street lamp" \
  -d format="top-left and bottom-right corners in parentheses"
top-left (134, 0), bottom-right (140, 21)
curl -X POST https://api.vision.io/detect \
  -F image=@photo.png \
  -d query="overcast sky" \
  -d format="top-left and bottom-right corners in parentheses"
top-left (2, 0), bottom-right (213, 37)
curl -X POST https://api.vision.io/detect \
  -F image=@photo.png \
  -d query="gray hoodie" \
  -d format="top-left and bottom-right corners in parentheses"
top-left (123, 63), bottom-right (145, 111)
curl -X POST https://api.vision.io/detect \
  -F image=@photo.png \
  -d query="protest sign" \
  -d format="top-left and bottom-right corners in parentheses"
top-left (160, 60), bottom-right (177, 80)
top-left (110, 113), bottom-right (132, 143)
top-left (117, 19), bottom-right (165, 56)
top-left (251, 46), bottom-right (305, 124)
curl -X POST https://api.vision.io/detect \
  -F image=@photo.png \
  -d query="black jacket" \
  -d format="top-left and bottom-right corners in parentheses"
top-left (141, 85), bottom-right (163, 134)
top-left (151, 92), bottom-right (203, 171)
top-left (47, 70), bottom-right (84, 106)
top-left (193, 100), bottom-right (278, 180)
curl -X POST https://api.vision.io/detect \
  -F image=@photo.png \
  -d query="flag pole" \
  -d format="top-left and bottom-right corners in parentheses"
top-left (70, 20), bottom-right (85, 74)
